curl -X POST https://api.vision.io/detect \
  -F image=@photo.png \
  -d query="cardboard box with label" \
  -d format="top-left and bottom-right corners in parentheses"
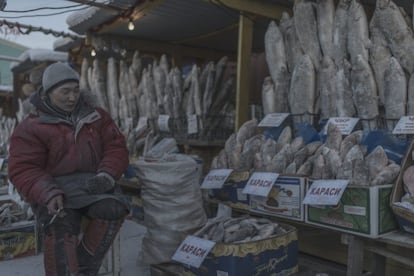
top-left (250, 176), bottom-right (306, 221)
top-left (305, 182), bottom-right (397, 238)
top-left (209, 171), bottom-right (250, 210)
top-left (182, 223), bottom-right (298, 276)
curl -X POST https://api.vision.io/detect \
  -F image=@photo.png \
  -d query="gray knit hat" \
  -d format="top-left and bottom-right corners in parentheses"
top-left (42, 62), bottom-right (79, 93)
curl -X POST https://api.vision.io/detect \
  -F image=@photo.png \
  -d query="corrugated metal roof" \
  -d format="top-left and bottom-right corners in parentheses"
top-left (65, 0), bottom-right (414, 54)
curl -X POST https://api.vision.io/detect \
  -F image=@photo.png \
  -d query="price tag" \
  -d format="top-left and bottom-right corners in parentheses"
top-left (393, 116), bottom-right (414, 134)
top-left (201, 169), bottom-right (233, 189)
top-left (158, 115), bottom-right (170, 132)
top-left (171, 235), bottom-right (216, 268)
top-left (303, 179), bottom-right (349, 205)
top-left (323, 117), bottom-right (359, 135)
top-left (136, 117), bottom-right (148, 131)
top-left (258, 113), bottom-right (290, 127)
top-left (242, 172), bottom-right (279, 197)
top-left (187, 114), bottom-right (198, 134)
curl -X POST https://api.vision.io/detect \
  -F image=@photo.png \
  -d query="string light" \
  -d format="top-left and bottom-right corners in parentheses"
top-left (128, 19), bottom-right (134, 31)
top-left (90, 48), bottom-right (96, 57)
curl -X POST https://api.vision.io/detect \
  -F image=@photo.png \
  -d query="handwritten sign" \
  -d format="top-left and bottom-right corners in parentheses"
top-left (303, 179), bottom-right (349, 205)
top-left (158, 115), bottom-right (170, 132)
top-left (187, 114), bottom-right (198, 134)
top-left (323, 117), bottom-right (359, 135)
top-left (201, 169), bottom-right (233, 189)
top-left (393, 116), bottom-right (414, 134)
top-left (171, 235), bottom-right (216, 268)
top-left (242, 172), bottom-right (279, 197)
top-left (258, 113), bottom-right (290, 127)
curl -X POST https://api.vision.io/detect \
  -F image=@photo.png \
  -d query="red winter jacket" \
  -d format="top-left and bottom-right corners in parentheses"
top-left (8, 93), bottom-right (129, 207)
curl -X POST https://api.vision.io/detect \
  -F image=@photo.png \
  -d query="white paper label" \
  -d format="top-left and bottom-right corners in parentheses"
top-left (344, 205), bottom-right (366, 216)
top-left (158, 115), bottom-right (170, 132)
top-left (303, 179), bottom-right (349, 205)
top-left (171, 235), bottom-right (216, 268)
top-left (393, 116), bottom-right (414, 134)
top-left (201, 169), bottom-right (233, 189)
top-left (242, 172), bottom-right (279, 197)
top-left (136, 117), bottom-right (148, 131)
top-left (187, 114), bottom-right (198, 134)
top-left (323, 117), bottom-right (359, 135)
top-left (258, 113), bottom-right (290, 127)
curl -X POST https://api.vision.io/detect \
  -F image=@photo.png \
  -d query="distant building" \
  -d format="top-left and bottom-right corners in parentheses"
top-left (0, 38), bottom-right (28, 116)
top-left (0, 38), bottom-right (28, 87)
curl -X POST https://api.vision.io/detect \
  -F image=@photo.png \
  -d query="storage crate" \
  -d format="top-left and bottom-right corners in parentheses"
top-left (250, 176), bottom-right (307, 221)
top-left (182, 223), bottom-right (298, 276)
top-left (306, 182), bottom-right (397, 238)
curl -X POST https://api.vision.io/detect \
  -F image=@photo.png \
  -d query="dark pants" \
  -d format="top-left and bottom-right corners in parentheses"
top-left (39, 198), bottom-right (128, 276)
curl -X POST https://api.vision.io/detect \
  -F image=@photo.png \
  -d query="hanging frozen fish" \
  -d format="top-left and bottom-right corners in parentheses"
top-left (384, 57), bottom-right (407, 131)
top-left (79, 58), bottom-right (90, 91)
top-left (210, 78), bottom-right (233, 116)
top-left (369, 20), bottom-right (392, 106)
top-left (336, 59), bottom-right (356, 117)
top-left (91, 59), bottom-right (109, 110)
top-left (332, 0), bottom-right (351, 66)
top-left (213, 56), bottom-right (228, 99)
top-left (159, 54), bottom-right (169, 76)
top-left (347, 0), bottom-right (370, 64)
top-left (289, 54), bottom-right (316, 125)
top-left (372, 0), bottom-right (414, 74)
top-left (191, 64), bottom-right (203, 117)
top-left (142, 68), bottom-right (159, 119)
top-left (316, 0), bottom-right (335, 58)
top-left (130, 50), bottom-right (142, 83)
top-left (264, 20), bottom-right (289, 113)
top-left (351, 55), bottom-right (379, 130)
top-left (319, 56), bottom-right (338, 119)
top-left (163, 74), bottom-right (174, 118)
top-left (202, 62), bottom-right (216, 117)
top-left (293, 0), bottom-right (322, 69)
top-left (153, 63), bottom-right (166, 113)
top-left (279, 12), bottom-right (303, 73)
top-left (261, 77), bottom-right (277, 115)
top-left (107, 57), bottom-right (120, 123)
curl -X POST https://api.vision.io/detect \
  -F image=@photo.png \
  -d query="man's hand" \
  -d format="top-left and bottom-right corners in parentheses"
top-left (46, 195), bottom-right (64, 215)
top-left (86, 172), bottom-right (115, 194)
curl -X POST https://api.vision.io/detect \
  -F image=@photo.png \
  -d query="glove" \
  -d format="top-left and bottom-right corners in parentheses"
top-left (86, 172), bottom-right (115, 194)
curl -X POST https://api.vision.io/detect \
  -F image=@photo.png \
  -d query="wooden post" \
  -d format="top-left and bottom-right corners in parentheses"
top-left (235, 12), bottom-right (253, 131)
top-left (345, 234), bottom-right (364, 276)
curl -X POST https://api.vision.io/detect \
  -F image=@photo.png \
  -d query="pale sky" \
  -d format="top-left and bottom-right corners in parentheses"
top-left (0, 0), bottom-right (82, 49)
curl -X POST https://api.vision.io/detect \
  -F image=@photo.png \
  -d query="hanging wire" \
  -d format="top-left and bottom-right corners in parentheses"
top-left (2, 4), bottom-right (84, 13)
top-left (0, 7), bottom-right (87, 19)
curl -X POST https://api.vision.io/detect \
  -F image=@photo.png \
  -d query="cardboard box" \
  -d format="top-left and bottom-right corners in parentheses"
top-left (0, 221), bottom-right (36, 261)
top-left (209, 171), bottom-right (250, 210)
top-left (390, 140), bottom-right (414, 233)
top-left (249, 176), bottom-right (306, 221)
top-left (305, 183), bottom-right (397, 238)
top-left (183, 223), bottom-right (298, 276)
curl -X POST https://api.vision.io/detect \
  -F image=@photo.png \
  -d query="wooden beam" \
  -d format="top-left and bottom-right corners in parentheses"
top-left (209, 0), bottom-right (291, 19)
top-left (235, 13), bottom-right (253, 130)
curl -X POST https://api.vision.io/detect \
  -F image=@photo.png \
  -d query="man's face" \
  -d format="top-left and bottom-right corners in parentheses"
top-left (48, 82), bottom-right (80, 112)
